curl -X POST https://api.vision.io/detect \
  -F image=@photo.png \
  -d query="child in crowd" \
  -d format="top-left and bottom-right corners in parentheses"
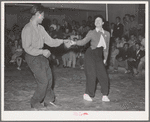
top-left (63, 28), bottom-right (71, 39)
top-left (128, 34), bottom-right (137, 48)
top-left (10, 41), bottom-right (23, 63)
top-left (77, 47), bottom-right (85, 69)
top-left (120, 36), bottom-right (127, 47)
top-left (109, 43), bottom-right (119, 68)
top-left (138, 34), bottom-right (144, 43)
top-left (68, 37), bottom-right (79, 68)
top-left (62, 36), bottom-right (70, 68)
top-left (62, 51), bottom-right (70, 68)
top-left (10, 43), bottom-right (23, 70)
top-left (115, 37), bottom-right (122, 48)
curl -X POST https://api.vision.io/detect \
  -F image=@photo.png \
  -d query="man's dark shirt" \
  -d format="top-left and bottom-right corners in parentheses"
top-left (116, 47), bottom-right (130, 61)
top-left (113, 23), bottom-right (124, 38)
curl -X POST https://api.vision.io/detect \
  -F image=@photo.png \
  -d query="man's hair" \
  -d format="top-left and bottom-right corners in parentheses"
top-left (130, 15), bottom-right (135, 18)
top-left (135, 42), bottom-right (141, 46)
top-left (30, 5), bottom-right (44, 15)
top-left (116, 16), bottom-right (121, 21)
top-left (125, 14), bottom-right (130, 17)
top-left (123, 43), bottom-right (129, 47)
top-left (94, 15), bottom-right (104, 22)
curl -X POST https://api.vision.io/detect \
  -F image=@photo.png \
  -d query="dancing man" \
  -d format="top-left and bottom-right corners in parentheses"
top-left (71, 16), bottom-right (110, 102)
top-left (21, 5), bottom-right (70, 109)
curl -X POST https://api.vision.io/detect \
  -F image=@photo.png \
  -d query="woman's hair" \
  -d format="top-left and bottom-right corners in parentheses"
top-left (30, 5), bottom-right (44, 15)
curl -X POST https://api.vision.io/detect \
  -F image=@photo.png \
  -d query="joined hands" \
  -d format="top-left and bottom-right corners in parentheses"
top-left (63, 39), bottom-right (76, 48)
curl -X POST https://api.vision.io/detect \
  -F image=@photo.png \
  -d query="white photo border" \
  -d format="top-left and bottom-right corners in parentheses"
top-left (1, 1), bottom-right (149, 121)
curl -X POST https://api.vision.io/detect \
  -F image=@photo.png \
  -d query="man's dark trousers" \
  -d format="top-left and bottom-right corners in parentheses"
top-left (84, 47), bottom-right (109, 97)
top-left (25, 54), bottom-right (55, 106)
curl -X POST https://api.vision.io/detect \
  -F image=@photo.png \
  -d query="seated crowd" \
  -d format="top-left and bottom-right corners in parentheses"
top-left (5, 14), bottom-right (145, 78)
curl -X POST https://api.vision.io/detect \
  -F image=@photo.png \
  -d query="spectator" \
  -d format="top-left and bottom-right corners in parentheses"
top-left (41, 18), bottom-right (51, 32)
top-left (8, 30), bottom-right (16, 42)
top-left (123, 14), bottom-right (131, 37)
top-left (71, 20), bottom-right (77, 30)
top-left (109, 43), bottom-right (119, 68)
top-left (136, 38), bottom-right (145, 77)
top-left (68, 30), bottom-right (79, 68)
top-left (78, 20), bottom-right (90, 37)
top-left (129, 15), bottom-right (140, 36)
top-left (86, 16), bottom-right (93, 27)
top-left (63, 28), bottom-right (71, 39)
top-left (64, 20), bottom-right (72, 32)
top-left (127, 43), bottom-right (145, 75)
top-left (110, 23), bottom-right (115, 38)
top-left (62, 51), bottom-right (70, 68)
top-left (53, 24), bottom-right (63, 39)
top-left (128, 34), bottom-right (138, 51)
top-left (49, 26), bottom-right (55, 38)
top-left (120, 36), bottom-right (128, 47)
top-left (115, 37), bottom-right (122, 49)
top-left (77, 47), bottom-right (85, 69)
top-left (10, 40), bottom-right (23, 70)
top-left (113, 16), bottom-right (124, 38)
top-left (138, 34), bottom-right (144, 43)
top-left (113, 43), bottom-right (130, 73)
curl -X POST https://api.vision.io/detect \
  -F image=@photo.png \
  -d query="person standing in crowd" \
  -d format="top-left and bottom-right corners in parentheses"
top-left (110, 23), bottom-right (115, 38)
top-left (71, 16), bottom-right (110, 102)
top-left (21, 5), bottom-right (70, 110)
top-left (136, 38), bottom-right (145, 78)
top-left (129, 15), bottom-right (140, 36)
top-left (113, 16), bottom-right (124, 38)
top-left (86, 16), bottom-right (93, 27)
top-left (124, 14), bottom-right (131, 37)
top-left (109, 43), bottom-right (119, 68)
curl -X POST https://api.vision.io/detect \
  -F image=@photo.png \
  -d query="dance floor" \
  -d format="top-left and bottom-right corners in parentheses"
top-left (4, 63), bottom-right (145, 111)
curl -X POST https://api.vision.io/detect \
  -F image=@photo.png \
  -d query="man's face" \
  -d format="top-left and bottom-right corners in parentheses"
top-left (121, 37), bottom-right (126, 42)
top-left (131, 35), bottom-right (135, 40)
top-left (36, 12), bottom-right (44, 24)
top-left (138, 35), bottom-right (143, 41)
top-left (125, 15), bottom-right (130, 21)
top-left (95, 17), bottom-right (104, 28)
top-left (124, 44), bottom-right (129, 50)
top-left (135, 44), bottom-right (140, 50)
top-left (130, 17), bottom-right (134, 22)
top-left (65, 29), bottom-right (69, 33)
top-left (116, 18), bottom-right (120, 23)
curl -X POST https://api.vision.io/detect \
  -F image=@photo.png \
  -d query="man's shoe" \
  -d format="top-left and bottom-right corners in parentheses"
top-left (83, 94), bottom-right (93, 101)
top-left (44, 101), bottom-right (61, 108)
top-left (31, 102), bottom-right (45, 110)
top-left (102, 96), bottom-right (110, 102)
top-left (17, 67), bottom-right (21, 70)
top-left (125, 70), bottom-right (131, 74)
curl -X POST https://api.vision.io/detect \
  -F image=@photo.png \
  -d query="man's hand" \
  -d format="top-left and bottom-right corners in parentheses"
top-left (70, 40), bottom-right (76, 46)
top-left (63, 39), bottom-right (70, 43)
top-left (42, 49), bottom-right (51, 58)
top-left (63, 39), bottom-right (72, 48)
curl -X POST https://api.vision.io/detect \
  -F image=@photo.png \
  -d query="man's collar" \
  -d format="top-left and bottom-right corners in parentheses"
top-left (96, 28), bottom-right (104, 34)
